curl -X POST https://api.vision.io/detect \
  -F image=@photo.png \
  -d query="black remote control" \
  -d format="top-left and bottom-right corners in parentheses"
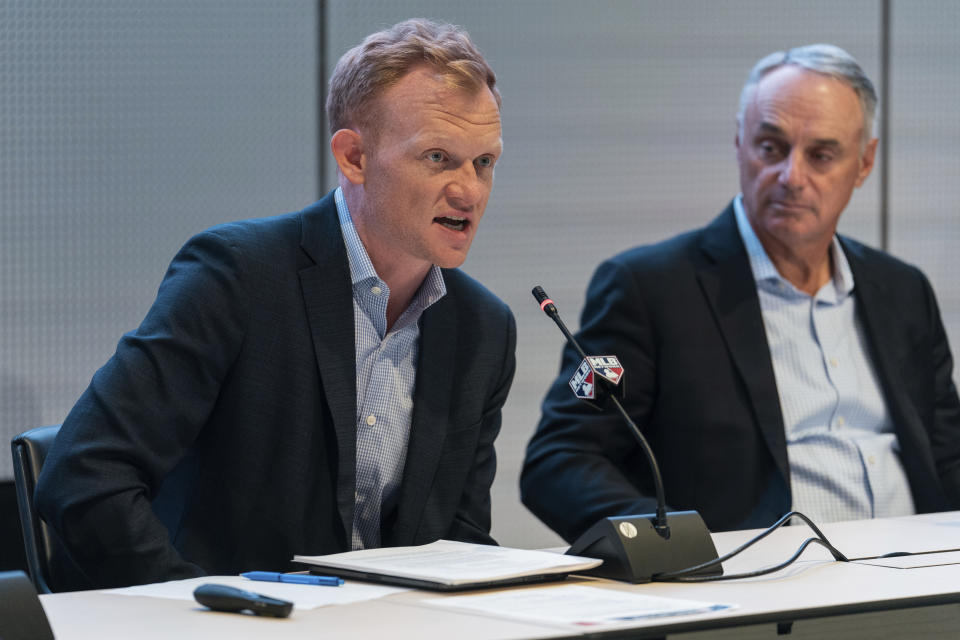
top-left (193, 583), bottom-right (294, 618)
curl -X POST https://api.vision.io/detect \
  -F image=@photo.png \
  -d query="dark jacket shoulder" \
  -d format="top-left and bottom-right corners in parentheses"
top-left (440, 268), bottom-right (513, 321)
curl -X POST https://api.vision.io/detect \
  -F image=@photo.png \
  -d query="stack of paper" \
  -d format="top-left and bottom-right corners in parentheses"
top-left (294, 540), bottom-right (602, 590)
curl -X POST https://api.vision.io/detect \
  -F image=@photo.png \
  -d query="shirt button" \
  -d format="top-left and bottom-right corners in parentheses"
top-left (868, 455), bottom-right (876, 465)
top-left (829, 357), bottom-right (839, 368)
top-left (366, 414), bottom-right (377, 426)
top-left (371, 285), bottom-right (382, 295)
top-left (836, 416), bottom-right (846, 427)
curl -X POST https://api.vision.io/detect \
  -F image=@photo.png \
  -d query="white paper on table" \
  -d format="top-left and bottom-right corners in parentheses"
top-left (100, 575), bottom-right (407, 609)
top-left (424, 584), bottom-right (735, 628)
top-left (853, 549), bottom-right (960, 569)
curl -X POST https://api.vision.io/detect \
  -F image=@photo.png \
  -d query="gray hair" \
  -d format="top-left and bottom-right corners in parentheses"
top-left (736, 44), bottom-right (878, 145)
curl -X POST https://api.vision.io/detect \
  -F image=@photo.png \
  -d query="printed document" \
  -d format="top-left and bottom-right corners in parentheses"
top-left (426, 584), bottom-right (735, 628)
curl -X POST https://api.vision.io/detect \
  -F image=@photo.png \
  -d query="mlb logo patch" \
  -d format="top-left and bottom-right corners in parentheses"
top-left (569, 359), bottom-right (596, 399)
top-left (588, 356), bottom-right (623, 385)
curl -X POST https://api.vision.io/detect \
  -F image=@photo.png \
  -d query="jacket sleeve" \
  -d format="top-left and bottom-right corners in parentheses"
top-left (35, 228), bottom-right (251, 589)
top-left (521, 257), bottom-right (664, 543)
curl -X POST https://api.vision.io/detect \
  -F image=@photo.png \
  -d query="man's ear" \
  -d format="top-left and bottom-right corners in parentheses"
top-left (855, 137), bottom-right (879, 188)
top-left (734, 121), bottom-right (743, 161)
top-left (330, 128), bottom-right (365, 184)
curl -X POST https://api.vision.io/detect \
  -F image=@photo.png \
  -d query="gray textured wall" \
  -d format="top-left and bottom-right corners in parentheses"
top-left (1, 1), bottom-right (318, 473)
top-left (3, 1), bottom-right (957, 551)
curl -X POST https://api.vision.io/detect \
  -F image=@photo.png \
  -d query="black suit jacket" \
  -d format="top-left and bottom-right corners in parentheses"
top-left (36, 191), bottom-right (516, 590)
top-left (521, 203), bottom-right (960, 542)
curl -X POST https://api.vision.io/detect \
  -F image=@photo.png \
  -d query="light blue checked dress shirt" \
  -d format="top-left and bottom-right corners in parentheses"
top-left (733, 195), bottom-right (915, 523)
top-left (335, 188), bottom-right (447, 549)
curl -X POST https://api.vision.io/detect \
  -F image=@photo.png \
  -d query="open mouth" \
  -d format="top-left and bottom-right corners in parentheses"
top-left (434, 216), bottom-right (468, 232)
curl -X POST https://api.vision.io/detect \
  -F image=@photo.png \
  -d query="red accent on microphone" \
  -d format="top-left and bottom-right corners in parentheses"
top-left (539, 298), bottom-right (555, 312)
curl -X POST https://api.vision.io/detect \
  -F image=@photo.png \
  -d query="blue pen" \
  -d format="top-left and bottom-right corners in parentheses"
top-left (241, 571), bottom-right (344, 586)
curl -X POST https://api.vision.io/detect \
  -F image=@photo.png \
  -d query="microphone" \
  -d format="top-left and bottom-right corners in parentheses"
top-left (531, 285), bottom-right (721, 583)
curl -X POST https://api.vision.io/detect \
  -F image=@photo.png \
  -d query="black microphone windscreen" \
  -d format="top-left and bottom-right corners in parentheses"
top-left (531, 286), bottom-right (549, 305)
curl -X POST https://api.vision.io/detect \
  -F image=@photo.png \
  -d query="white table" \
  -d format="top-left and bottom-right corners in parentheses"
top-left (39, 512), bottom-right (960, 639)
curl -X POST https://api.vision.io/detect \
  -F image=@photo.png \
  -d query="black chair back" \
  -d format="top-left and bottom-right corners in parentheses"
top-left (11, 425), bottom-right (86, 593)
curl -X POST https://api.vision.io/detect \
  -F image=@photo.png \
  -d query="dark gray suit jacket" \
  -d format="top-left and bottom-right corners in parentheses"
top-left (36, 191), bottom-right (516, 590)
top-left (521, 203), bottom-right (960, 542)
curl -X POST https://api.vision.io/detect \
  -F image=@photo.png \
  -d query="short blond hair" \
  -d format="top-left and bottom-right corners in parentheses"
top-left (326, 18), bottom-right (500, 134)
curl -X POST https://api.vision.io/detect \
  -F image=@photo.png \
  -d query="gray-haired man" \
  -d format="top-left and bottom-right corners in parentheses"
top-left (522, 44), bottom-right (960, 542)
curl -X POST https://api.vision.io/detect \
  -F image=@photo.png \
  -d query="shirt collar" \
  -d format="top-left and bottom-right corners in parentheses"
top-left (334, 187), bottom-right (446, 322)
top-left (336, 187), bottom-right (380, 287)
top-left (733, 194), bottom-right (854, 300)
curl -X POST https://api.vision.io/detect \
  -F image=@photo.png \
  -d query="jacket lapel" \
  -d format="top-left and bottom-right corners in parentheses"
top-left (695, 205), bottom-right (791, 484)
top-left (297, 192), bottom-right (357, 544)
top-left (389, 290), bottom-right (456, 544)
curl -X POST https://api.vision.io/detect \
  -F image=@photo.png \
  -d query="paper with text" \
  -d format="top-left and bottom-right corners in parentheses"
top-left (426, 584), bottom-right (735, 628)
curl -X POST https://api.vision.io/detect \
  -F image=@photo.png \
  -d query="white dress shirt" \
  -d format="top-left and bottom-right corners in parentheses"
top-left (734, 195), bottom-right (915, 522)
top-left (335, 188), bottom-right (447, 548)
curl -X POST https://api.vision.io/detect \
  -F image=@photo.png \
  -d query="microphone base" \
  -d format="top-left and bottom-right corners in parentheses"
top-left (566, 510), bottom-right (721, 583)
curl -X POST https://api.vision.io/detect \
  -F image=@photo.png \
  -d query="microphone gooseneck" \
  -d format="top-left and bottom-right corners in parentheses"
top-left (531, 286), bottom-right (670, 540)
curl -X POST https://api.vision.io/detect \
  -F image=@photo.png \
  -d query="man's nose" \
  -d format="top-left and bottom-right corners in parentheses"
top-left (778, 150), bottom-right (807, 190)
top-left (446, 164), bottom-right (485, 209)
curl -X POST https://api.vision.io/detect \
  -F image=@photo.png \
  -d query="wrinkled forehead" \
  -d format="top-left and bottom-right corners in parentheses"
top-left (371, 69), bottom-right (501, 137)
top-left (746, 66), bottom-right (865, 138)
top-left (423, 86), bottom-right (502, 128)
